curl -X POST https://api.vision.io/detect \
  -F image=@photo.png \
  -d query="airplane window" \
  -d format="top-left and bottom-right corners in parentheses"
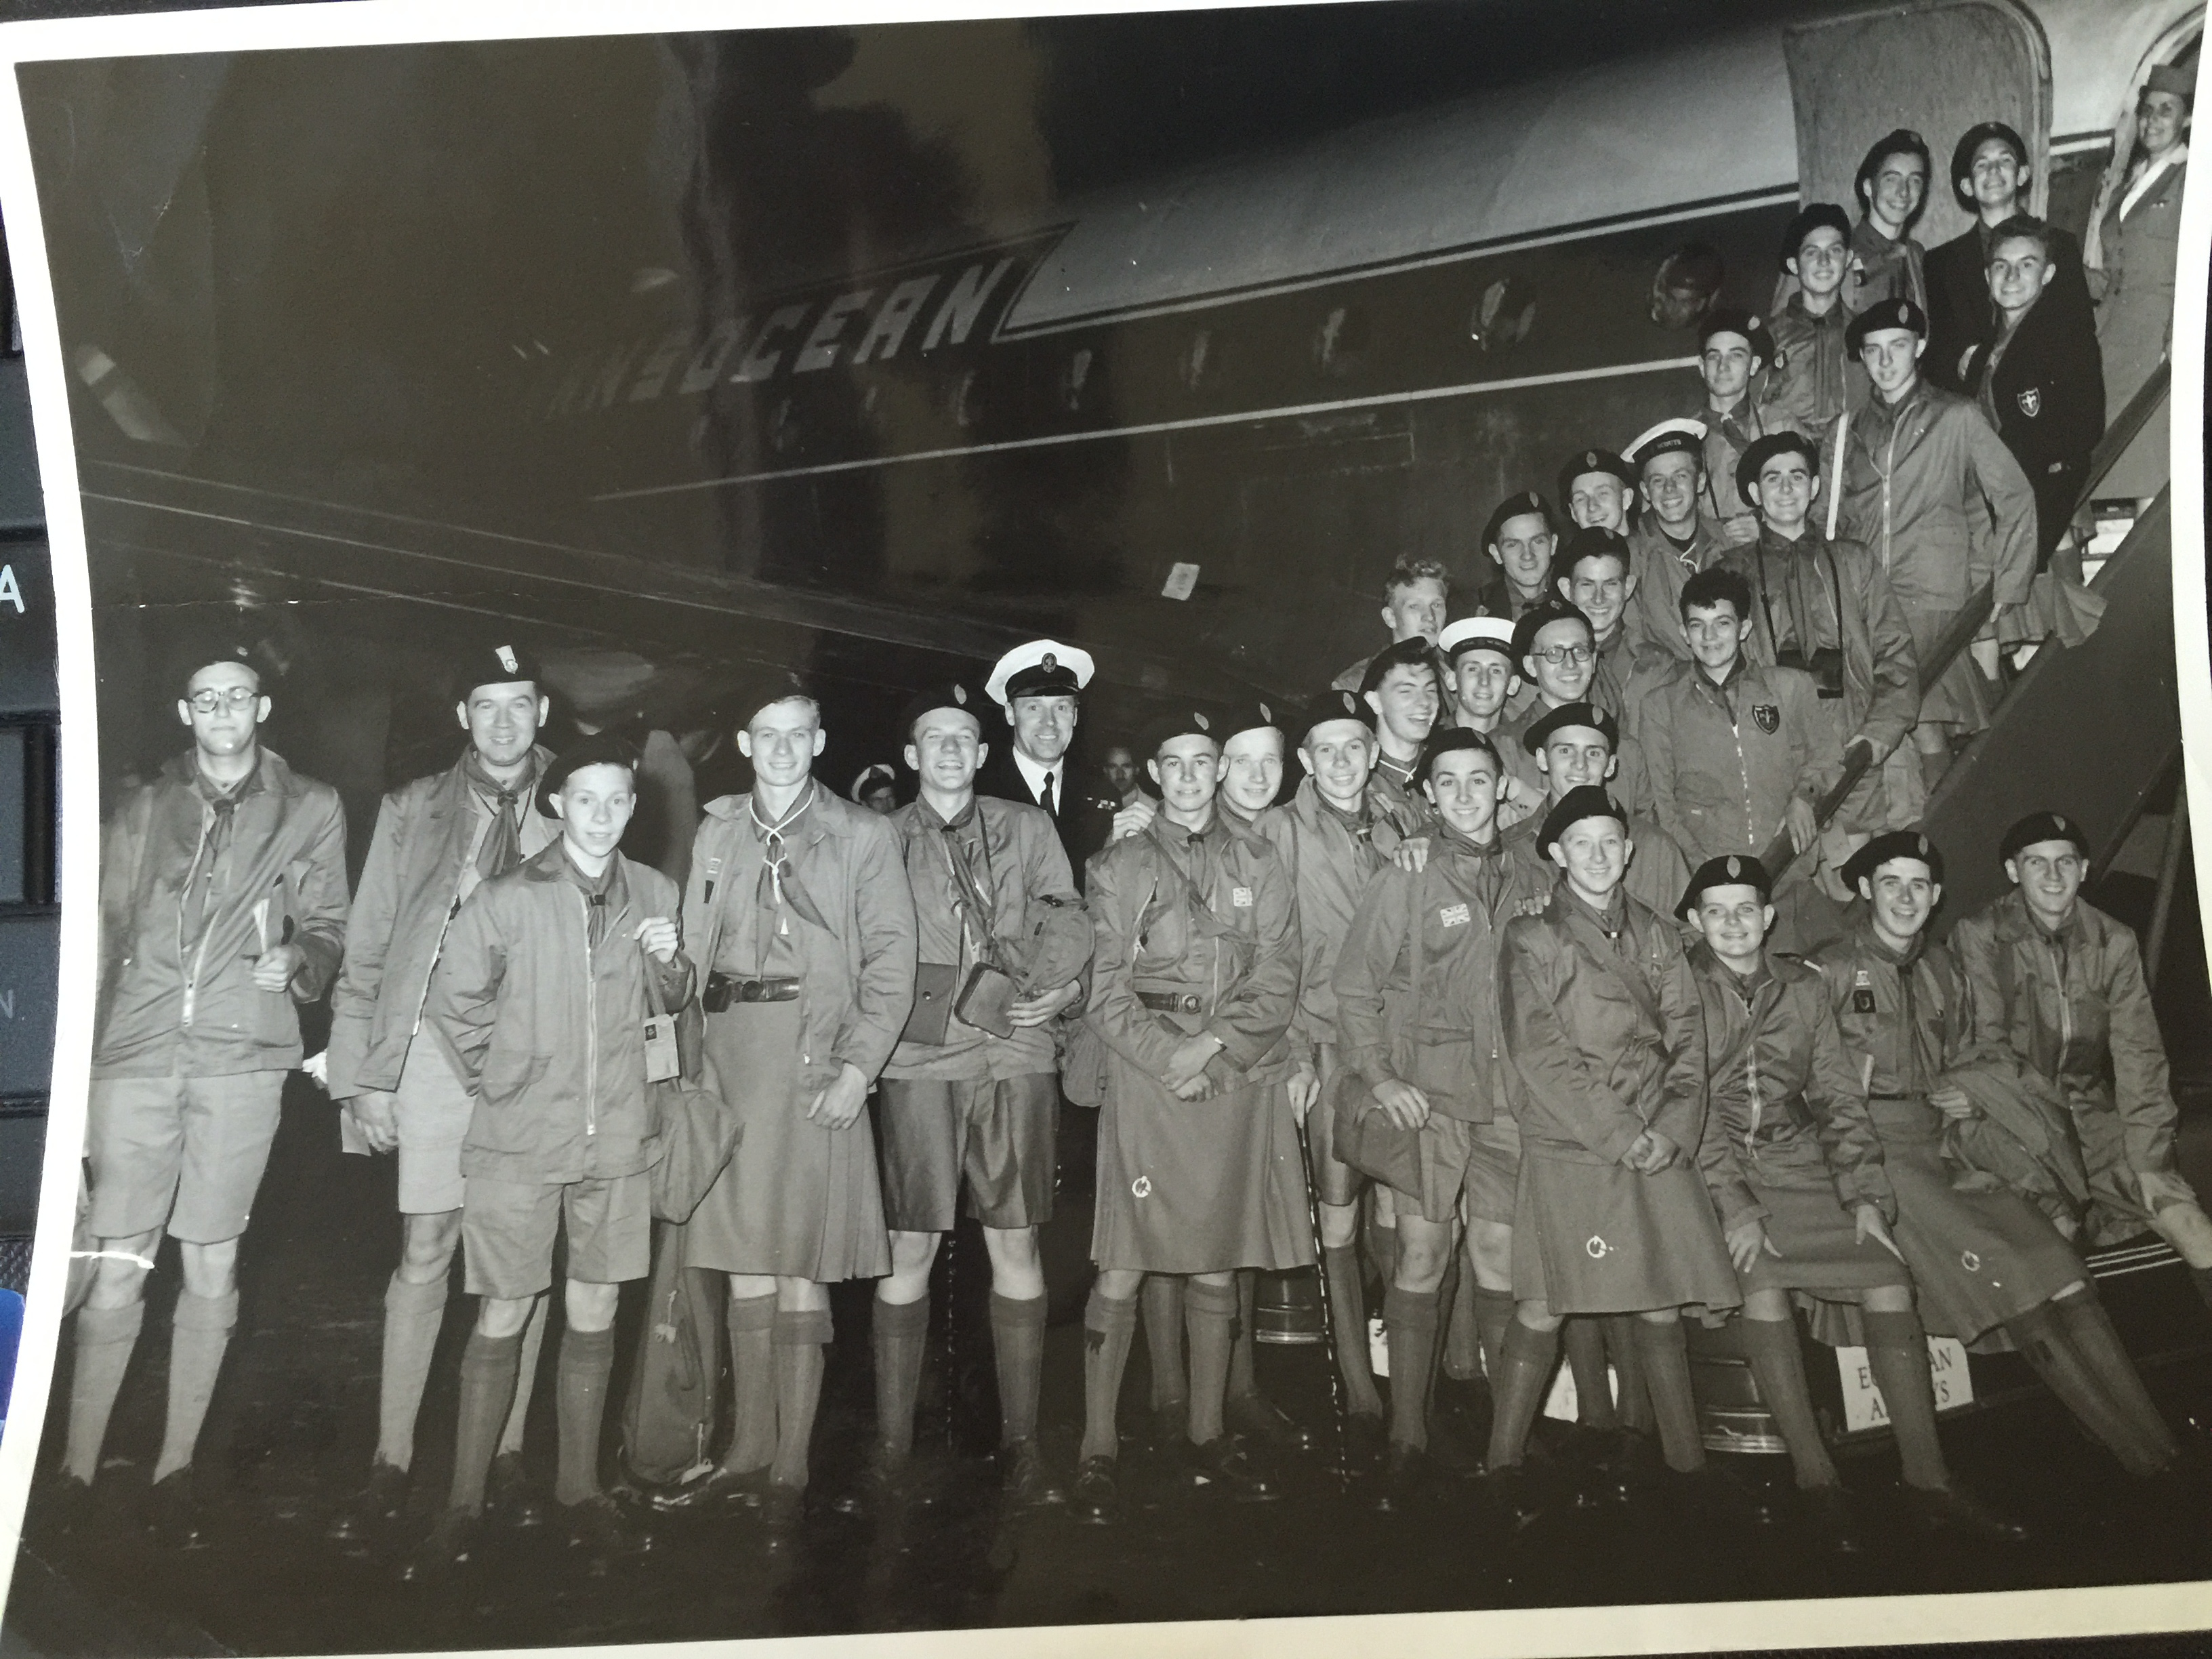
top-left (1063, 347), bottom-right (1094, 411)
top-left (1178, 331), bottom-right (1218, 394)
top-left (1471, 279), bottom-right (1536, 352)
top-left (1311, 305), bottom-right (1370, 375)
top-left (1649, 242), bottom-right (1725, 329)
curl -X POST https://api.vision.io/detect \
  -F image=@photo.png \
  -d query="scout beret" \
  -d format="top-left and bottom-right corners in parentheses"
top-left (987, 638), bottom-right (1094, 706)
top-left (1222, 700), bottom-right (1286, 742)
top-left (1439, 616), bottom-right (1518, 665)
top-left (851, 762), bottom-right (897, 802)
top-left (1359, 636), bottom-right (1441, 696)
top-left (729, 665), bottom-right (816, 730)
top-left (2001, 811), bottom-right (2091, 863)
top-left (1555, 525), bottom-right (1632, 576)
top-left (1137, 704), bottom-right (1225, 760)
top-left (175, 623), bottom-right (260, 692)
top-left (1522, 700), bottom-right (1618, 756)
top-left (896, 679), bottom-right (986, 747)
top-left (1845, 296), bottom-right (1928, 353)
top-left (1296, 686), bottom-right (1377, 747)
top-left (1854, 128), bottom-right (1931, 210)
top-left (1482, 489), bottom-right (1554, 549)
top-left (2147, 61), bottom-right (2196, 98)
top-left (1678, 852), bottom-right (1772, 921)
top-left (1628, 418), bottom-right (1706, 472)
top-left (451, 640), bottom-right (544, 702)
top-left (1556, 449), bottom-right (1635, 502)
top-left (537, 730), bottom-right (641, 818)
top-left (1736, 431), bottom-right (1822, 499)
top-left (1841, 829), bottom-right (1945, 890)
top-left (1698, 306), bottom-right (1769, 354)
top-left (1413, 726), bottom-right (1500, 787)
top-left (1950, 121), bottom-right (2028, 205)
top-left (1539, 784), bottom-right (1628, 851)
top-left (1780, 202), bottom-right (1853, 268)
top-left (1511, 600), bottom-right (1594, 667)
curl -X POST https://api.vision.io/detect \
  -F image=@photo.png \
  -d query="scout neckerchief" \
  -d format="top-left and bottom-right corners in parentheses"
top-left (558, 844), bottom-right (623, 950)
top-left (1433, 821), bottom-right (1506, 917)
top-left (1864, 922), bottom-right (1939, 1092)
top-left (1137, 812), bottom-right (1254, 993)
top-left (749, 781), bottom-right (832, 943)
top-left (1561, 882), bottom-right (1664, 1033)
top-left (1754, 531), bottom-right (1845, 663)
top-left (180, 757), bottom-right (261, 950)
top-left (922, 795), bottom-right (1000, 968)
top-left (464, 748), bottom-right (537, 881)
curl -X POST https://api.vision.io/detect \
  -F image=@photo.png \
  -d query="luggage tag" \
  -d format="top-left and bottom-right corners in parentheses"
top-left (1851, 968), bottom-right (1875, 1014)
top-left (643, 1012), bottom-right (682, 1083)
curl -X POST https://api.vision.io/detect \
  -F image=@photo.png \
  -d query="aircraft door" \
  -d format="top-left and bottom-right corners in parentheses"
top-left (1782, 1), bottom-right (2051, 249)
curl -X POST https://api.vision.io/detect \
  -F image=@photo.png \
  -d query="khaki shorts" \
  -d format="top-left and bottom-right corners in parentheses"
top-left (87, 1070), bottom-right (286, 1244)
top-left (877, 1073), bottom-right (1057, 1233)
top-left (1394, 1112), bottom-right (1521, 1228)
top-left (462, 1172), bottom-right (651, 1300)
top-left (395, 1037), bottom-right (474, 1216)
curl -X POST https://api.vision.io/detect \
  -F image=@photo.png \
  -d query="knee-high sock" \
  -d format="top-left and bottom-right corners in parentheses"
top-left (720, 1293), bottom-right (778, 1476)
top-left (1373, 1221), bottom-right (1399, 1298)
top-left (1486, 1319), bottom-right (1561, 1470)
top-left (62, 1303), bottom-right (144, 1484)
top-left (447, 1330), bottom-right (523, 1515)
top-left (1741, 1315), bottom-right (1839, 1490)
top-left (2008, 1299), bottom-right (2170, 1476)
top-left (1385, 1286), bottom-right (1439, 1450)
top-left (1630, 1317), bottom-right (1703, 1473)
top-left (1142, 1275), bottom-right (1187, 1409)
top-left (990, 1291), bottom-right (1046, 1448)
top-left (1863, 1309), bottom-right (1948, 1491)
top-left (1080, 1288), bottom-right (1139, 1462)
top-left (1564, 1319), bottom-right (1620, 1431)
top-left (1608, 1315), bottom-right (1656, 1434)
top-left (553, 1323), bottom-right (615, 1507)
top-left (375, 1273), bottom-right (449, 1472)
top-left (1227, 1269), bottom-right (1261, 1400)
top-left (1185, 1279), bottom-right (1237, 1445)
top-left (2053, 1287), bottom-right (2178, 1470)
top-left (499, 1290), bottom-right (548, 1459)
top-left (769, 1308), bottom-right (832, 1491)
top-left (154, 1290), bottom-right (239, 1482)
top-left (872, 1293), bottom-right (931, 1464)
top-left (1473, 1287), bottom-right (1515, 1388)
top-left (1441, 1253), bottom-right (1479, 1382)
top-left (1322, 1245), bottom-right (1382, 1418)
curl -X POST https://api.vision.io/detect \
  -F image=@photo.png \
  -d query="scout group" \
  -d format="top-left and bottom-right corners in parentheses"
top-left (60, 104), bottom-right (2208, 1576)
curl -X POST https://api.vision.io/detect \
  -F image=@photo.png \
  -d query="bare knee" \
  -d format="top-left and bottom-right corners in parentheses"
top-left (177, 1237), bottom-right (239, 1301)
top-left (477, 1294), bottom-right (535, 1339)
top-left (981, 1226), bottom-right (1044, 1299)
top-left (1317, 1200), bottom-right (1359, 1250)
top-left (86, 1230), bottom-right (161, 1310)
top-left (725, 1273), bottom-right (776, 1302)
top-left (1862, 1284), bottom-right (1914, 1315)
top-left (1094, 1268), bottom-right (1145, 1300)
top-left (1515, 1300), bottom-right (1562, 1334)
top-left (398, 1210), bottom-right (462, 1282)
top-left (777, 1276), bottom-right (829, 1313)
top-left (1392, 1221), bottom-right (1452, 1293)
top-left (1465, 1220), bottom-right (1513, 1289)
top-left (1189, 1270), bottom-right (1234, 1291)
top-left (1635, 1307), bottom-right (1681, 1326)
top-left (1742, 1289), bottom-right (1793, 1321)
top-left (2151, 1200), bottom-right (2212, 1269)
top-left (880, 1229), bottom-right (939, 1304)
top-left (565, 1279), bottom-right (620, 1334)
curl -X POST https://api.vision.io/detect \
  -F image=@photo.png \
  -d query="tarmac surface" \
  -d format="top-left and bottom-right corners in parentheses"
top-left (9, 872), bottom-right (2212, 1654)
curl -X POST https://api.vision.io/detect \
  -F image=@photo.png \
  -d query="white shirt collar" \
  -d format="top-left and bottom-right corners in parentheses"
top-left (1012, 747), bottom-right (1063, 808)
top-left (2123, 144), bottom-right (2188, 218)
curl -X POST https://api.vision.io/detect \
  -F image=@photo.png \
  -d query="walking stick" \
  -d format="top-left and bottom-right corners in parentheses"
top-left (1293, 1104), bottom-right (1351, 1493)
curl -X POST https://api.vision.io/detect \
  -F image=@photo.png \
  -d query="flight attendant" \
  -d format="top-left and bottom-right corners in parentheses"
top-left (2089, 63), bottom-right (2192, 429)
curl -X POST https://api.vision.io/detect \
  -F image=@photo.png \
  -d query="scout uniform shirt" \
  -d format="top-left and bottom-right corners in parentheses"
top-left (95, 748), bottom-right (349, 1080)
top-left (1637, 657), bottom-right (1829, 868)
top-left (1765, 291), bottom-right (1868, 440)
top-left (882, 793), bottom-right (1086, 1082)
top-left (1084, 808), bottom-right (1307, 1273)
top-left (1624, 513), bottom-right (1729, 675)
top-left (1497, 881), bottom-right (1738, 1313)
top-left (1256, 775), bottom-right (1393, 1063)
top-left (1700, 395), bottom-right (1803, 549)
top-left (328, 746), bottom-right (558, 1100)
top-left (1950, 889), bottom-right (2191, 1246)
top-left (1502, 804), bottom-right (1689, 930)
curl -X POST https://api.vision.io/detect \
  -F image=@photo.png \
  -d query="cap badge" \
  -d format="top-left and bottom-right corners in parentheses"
top-left (1725, 857), bottom-right (1741, 878)
top-left (1258, 702), bottom-right (1272, 724)
top-left (1041, 652), bottom-right (1058, 673)
top-left (1193, 711), bottom-right (1210, 731)
top-left (1584, 450), bottom-right (1599, 468)
top-left (496, 645), bottom-right (518, 674)
top-left (954, 684), bottom-right (968, 705)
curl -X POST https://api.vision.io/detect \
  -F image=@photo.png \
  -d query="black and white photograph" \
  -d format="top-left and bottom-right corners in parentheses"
top-left (0, 0), bottom-right (2210, 1653)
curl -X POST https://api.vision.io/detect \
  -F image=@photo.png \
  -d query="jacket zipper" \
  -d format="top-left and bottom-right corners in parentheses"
top-left (178, 808), bottom-right (220, 1029)
top-left (579, 888), bottom-right (599, 1141)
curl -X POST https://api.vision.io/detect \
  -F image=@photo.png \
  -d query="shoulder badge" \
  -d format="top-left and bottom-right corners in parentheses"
top-left (1753, 703), bottom-right (1780, 734)
top-left (2016, 388), bottom-right (2041, 419)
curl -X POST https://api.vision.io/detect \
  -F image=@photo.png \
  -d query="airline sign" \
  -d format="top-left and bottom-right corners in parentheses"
top-left (537, 229), bottom-right (1066, 422)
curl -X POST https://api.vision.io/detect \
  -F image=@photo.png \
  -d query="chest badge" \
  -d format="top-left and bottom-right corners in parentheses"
top-left (1753, 703), bottom-right (1780, 734)
top-left (1439, 903), bottom-right (1471, 928)
top-left (1586, 1235), bottom-right (1614, 1259)
top-left (2016, 388), bottom-right (2041, 419)
top-left (1852, 966), bottom-right (1875, 1014)
top-left (1132, 1175), bottom-right (1153, 1198)
top-left (1231, 886), bottom-right (1253, 908)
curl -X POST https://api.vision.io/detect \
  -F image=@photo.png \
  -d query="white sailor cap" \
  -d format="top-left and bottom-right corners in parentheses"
top-left (986, 638), bottom-right (1096, 707)
top-left (1625, 417), bottom-right (1709, 470)
top-left (1438, 617), bottom-right (1519, 663)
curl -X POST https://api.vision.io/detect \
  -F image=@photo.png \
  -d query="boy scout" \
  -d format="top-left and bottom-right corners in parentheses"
top-left (1547, 529), bottom-right (1636, 718)
top-left (1481, 492), bottom-right (1560, 622)
top-left (1439, 617), bottom-right (1542, 829)
top-left (1360, 638), bottom-right (1443, 830)
top-left (1766, 203), bottom-right (1865, 439)
top-left (410, 733), bottom-right (691, 1575)
top-left (1332, 556), bottom-right (1452, 694)
top-left (1637, 567), bottom-right (1826, 869)
top-left (1073, 708), bottom-right (1307, 1523)
top-left (1503, 702), bottom-right (1689, 925)
top-left (1333, 729), bottom-right (1548, 1507)
top-left (1952, 813), bottom-right (2212, 1297)
top-left (868, 680), bottom-right (1089, 1508)
top-left (1849, 131), bottom-right (1932, 316)
top-left (1810, 832), bottom-right (2179, 1484)
top-left (1683, 854), bottom-right (2014, 1548)
top-left (1496, 601), bottom-right (1648, 818)
top-left (326, 644), bottom-right (558, 1541)
top-left (660, 673), bottom-right (918, 1538)
top-left (1692, 309), bottom-right (1799, 548)
top-left (1623, 424), bottom-right (1727, 675)
top-left (1487, 787), bottom-right (1739, 1522)
top-left (66, 638), bottom-right (348, 1542)
top-left (1557, 449), bottom-right (1637, 535)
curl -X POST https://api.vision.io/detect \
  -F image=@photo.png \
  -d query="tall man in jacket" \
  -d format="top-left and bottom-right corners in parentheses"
top-left (866, 681), bottom-right (1089, 1507)
top-left (977, 640), bottom-right (1117, 888)
top-left (1486, 787), bottom-right (1740, 1523)
top-left (326, 644), bottom-right (559, 1540)
top-left (665, 673), bottom-right (917, 1537)
top-left (1480, 493), bottom-right (1561, 623)
top-left (1073, 707), bottom-right (1307, 1523)
top-left (410, 733), bottom-right (691, 1574)
top-left (64, 639), bottom-right (348, 1541)
top-left (1333, 729), bottom-right (1549, 1506)
top-left (1835, 296), bottom-right (2036, 790)
top-left (1952, 813), bottom-right (2212, 1300)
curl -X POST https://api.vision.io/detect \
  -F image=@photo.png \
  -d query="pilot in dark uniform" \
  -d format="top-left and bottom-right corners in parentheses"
top-left (977, 638), bottom-right (1118, 889)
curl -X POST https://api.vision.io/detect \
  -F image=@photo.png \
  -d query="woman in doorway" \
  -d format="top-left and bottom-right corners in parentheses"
top-left (2089, 62), bottom-right (2192, 422)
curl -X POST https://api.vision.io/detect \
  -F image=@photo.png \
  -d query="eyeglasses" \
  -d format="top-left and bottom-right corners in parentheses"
top-left (187, 687), bottom-right (259, 713)
top-left (1534, 644), bottom-right (1595, 666)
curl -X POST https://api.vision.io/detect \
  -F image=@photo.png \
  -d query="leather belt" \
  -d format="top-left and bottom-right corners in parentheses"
top-left (704, 972), bottom-right (802, 1010)
top-left (1139, 990), bottom-right (1207, 1015)
top-left (1867, 1091), bottom-right (1914, 1101)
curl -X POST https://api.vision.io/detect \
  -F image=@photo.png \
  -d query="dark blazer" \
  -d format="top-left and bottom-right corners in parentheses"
top-left (1925, 221), bottom-right (2092, 394)
top-left (1961, 285), bottom-right (2104, 562)
top-left (975, 744), bottom-right (1117, 889)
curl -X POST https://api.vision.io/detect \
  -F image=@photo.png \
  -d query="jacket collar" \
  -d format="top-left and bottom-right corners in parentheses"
top-left (164, 745), bottom-right (308, 799)
top-left (703, 782), bottom-right (860, 839)
top-left (1990, 885), bottom-right (2093, 949)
